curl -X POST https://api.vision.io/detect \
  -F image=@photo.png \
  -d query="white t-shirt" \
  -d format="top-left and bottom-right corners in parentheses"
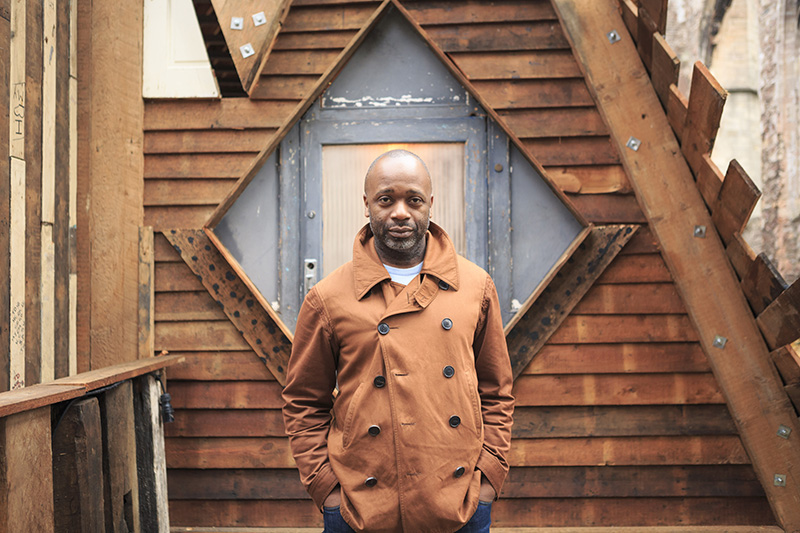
top-left (383, 262), bottom-right (423, 285)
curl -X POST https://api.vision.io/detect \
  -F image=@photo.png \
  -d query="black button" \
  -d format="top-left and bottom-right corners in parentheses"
top-left (438, 280), bottom-right (450, 290)
top-left (378, 323), bottom-right (390, 335)
top-left (368, 425), bottom-right (381, 437)
top-left (443, 365), bottom-right (455, 378)
top-left (442, 318), bottom-right (453, 330)
top-left (454, 466), bottom-right (466, 478)
top-left (365, 477), bottom-right (378, 487)
top-left (449, 415), bottom-right (461, 428)
top-left (373, 375), bottom-right (386, 388)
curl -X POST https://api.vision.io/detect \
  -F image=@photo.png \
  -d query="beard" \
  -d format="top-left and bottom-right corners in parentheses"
top-left (370, 216), bottom-right (430, 253)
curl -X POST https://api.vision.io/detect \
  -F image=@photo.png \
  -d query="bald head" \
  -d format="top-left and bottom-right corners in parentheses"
top-left (364, 149), bottom-right (431, 193)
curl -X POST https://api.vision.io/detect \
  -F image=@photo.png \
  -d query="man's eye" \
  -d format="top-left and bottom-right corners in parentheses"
top-left (378, 197), bottom-right (392, 204)
top-left (409, 198), bottom-right (423, 205)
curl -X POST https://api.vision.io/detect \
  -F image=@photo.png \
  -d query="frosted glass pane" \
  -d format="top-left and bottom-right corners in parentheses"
top-left (322, 143), bottom-right (465, 276)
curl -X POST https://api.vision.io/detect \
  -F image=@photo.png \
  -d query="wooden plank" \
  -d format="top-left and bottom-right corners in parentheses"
top-left (449, 50), bottom-right (580, 80)
top-left (145, 205), bottom-right (216, 231)
top-left (639, 0), bottom-right (667, 33)
top-left (404, 0), bottom-right (557, 25)
top-left (0, 408), bottom-right (55, 532)
top-left (513, 373), bottom-right (723, 405)
top-left (8, 157), bottom-right (25, 390)
top-left (144, 153), bottom-right (260, 179)
top-left (166, 351), bottom-right (274, 380)
top-left (635, 1), bottom-right (657, 71)
top-left (770, 345), bottom-right (800, 385)
top-left (155, 262), bottom-right (205, 292)
top-left (280, 3), bottom-right (378, 32)
top-left (651, 32), bottom-right (680, 108)
top-left (756, 278), bottom-right (800, 350)
top-left (144, 179), bottom-right (237, 207)
top-left (505, 225), bottom-right (638, 377)
top-left (155, 321), bottom-right (254, 352)
top-left (272, 29), bottom-right (357, 50)
top-left (260, 49), bottom-right (341, 75)
top-left (165, 437), bottom-right (295, 469)
top-left (552, 1), bottom-right (800, 527)
top-left (133, 374), bottom-right (169, 533)
top-left (155, 290), bottom-right (227, 321)
top-left (523, 343), bottom-right (709, 374)
top-left (165, 408), bottom-right (286, 437)
top-left (167, 500), bottom-right (321, 528)
top-left (741, 253), bottom-right (788, 315)
top-left (566, 193), bottom-right (647, 224)
top-left (712, 159), bottom-right (761, 245)
top-left (595, 253), bottom-right (672, 284)
top-left (696, 153), bottom-right (724, 209)
top-left (543, 165), bottom-right (630, 194)
top-left (52, 397), bottom-right (104, 532)
top-left (99, 380), bottom-right (140, 533)
top-left (499, 108), bottom-right (609, 138)
top-left (68, 0), bottom-right (78, 376)
top-left (168, 468), bottom-right (307, 500)
top-left (522, 136), bottom-right (620, 166)
top-left (55, 354), bottom-right (184, 391)
top-left (0, 382), bottom-right (85, 418)
top-left (249, 74), bottom-right (320, 100)
top-left (424, 21), bottom-right (570, 52)
top-left (726, 232), bottom-right (756, 280)
top-left (0, 0), bottom-right (9, 393)
top-left (573, 282), bottom-right (685, 314)
top-left (164, 230), bottom-right (292, 385)
top-left (619, 226), bottom-right (659, 254)
top-left (168, 380), bottom-right (283, 409)
top-left (139, 227), bottom-right (155, 359)
top-left (619, 0), bottom-right (638, 43)
top-left (143, 99), bottom-right (297, 131)
top-left (470, 78), bottom-right (593, 109)
top-left (143, 129), bottom-right (276, 154)
top-left (681, 62), bottom-right (727, 176)
top-left (666, 83), bottom-right (688, 138)
top-left (155, 233), bottom-right (181, 262)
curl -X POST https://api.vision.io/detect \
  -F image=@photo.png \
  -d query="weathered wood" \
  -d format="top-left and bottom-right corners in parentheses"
top-left (144, 153), bottom-right (260, 179)
top-left (165, 408), bottom-right (286, 437)
top-left (471, 78), bottom-right (594, 109)
top-left (595, 253), bottom-right (672, 284)
top-left (168, 468), bottom-right (307, 500)
top-left (770, 345), bottom-right (800, 385)
top-left (566, 193), bottom-right (647, 224)
top-left (404, 0), bottom-right (557, 25)
top-left (619, 0), bottom-right (638, 42)
top-left (168, 380), bottom-right (283, 409)
top-left (145, 205), bottom-right (216, 232)
top-left (154, 262), bottom-right (205, 292)
top-left (154, 233), bottom-right (181, 262)
top-left (574, 282), bottom-right (685, 314)
top-left (0, 408), bottom-right (55, 533)
top-left (144, 179), bottom-right (237, 208)
top-left (133, 374), bottom-right (169, 532)
top-left (524, 343), bottom-right (709, 374)
top-left (712, 160), bottom-right (761, 245)
top-left (249, 74), bottom-right (321, 100)
top-left (505, 225), bottom-right (638, 377)
top-left (522, 136), bottom-right (620, 166)
top-left (52, 397), bottom-right (104, 532)
top-left (785, 382), bottom-right (800, 414)
top-left (695, 153), bottom-right (724, 209)
top-left (639, 0), bottom-right (667, 33)
top-left (424, 22), bottom-right (570, 52)
top-left (756, 279), bottom-right (800, 350)
top-left (272, 29), bottom-right (357, 50)
top-left (155, 290), bottom-right (227, 321)
top-left (619, 226), bottom-right (659, 254)
top-left (55, 354), bottom-right (184, 391)
top-left (143, 129), bottom-right (277, 154)
top-left (666, 83), bottom-right (688, 138)
top-left (260, 49), bottom-right (340, 75)
top-left (0, 0), bottom-right (10, 392)
top-left (139, 227), bottom-right (155, 359)
top-left (500, 108), bottom-right (609, 139)
top-left (280, 3), bottom-right (378, 32)
top-left (552, 1), bottom-right (800, 526)
top-left (167, 351), bottom-right (273, 381)
top-left (543, 165), bottom-right (630, 194)
top-left (681, 62), bottom-right (727, 177)
top-left (99, 380), bottom-right (140, 533)
top-left (451, 50), bottom-right (579, 80)
top-left (0, 382), bottom-right (85, 418)
top-left (165, 437), bottom-right (296, 469)
top-left (143, 99), bottom-right (297, 131)
top-left (163, 230), bottom-right (293, 385)
top-left (726, 232), bottom-right (756, 280)
top-left (741, 253), bottom-right (788, 315)
top-left (635, 2), bottom-right (657, 71)
top-left (168, 499), bottom-right (321, 528)
top-left (650, 32), bottom-right (679, 108)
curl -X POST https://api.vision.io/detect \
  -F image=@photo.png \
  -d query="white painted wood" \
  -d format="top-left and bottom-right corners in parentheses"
top-left (9, 0), bottom-right (25, 160)
top-left (143, 0), bottom-right (219, 98)
top-left (69, 76), bottom-right (78, 376)
top-left (9, 158), bottom-right (26, 390)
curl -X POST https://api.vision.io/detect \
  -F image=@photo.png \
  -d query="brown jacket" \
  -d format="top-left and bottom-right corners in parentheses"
top-left (282, 223), bottom-right (514, 532)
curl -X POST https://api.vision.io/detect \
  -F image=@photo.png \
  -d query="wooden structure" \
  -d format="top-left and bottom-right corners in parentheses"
top-left (2, 0), bottom-right (800, 530)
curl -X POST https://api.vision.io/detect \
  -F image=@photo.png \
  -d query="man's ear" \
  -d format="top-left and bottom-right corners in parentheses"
top-left (363, 194), bottom-right (369, 218)
top-left (429, 195), bottom-right (434, 218)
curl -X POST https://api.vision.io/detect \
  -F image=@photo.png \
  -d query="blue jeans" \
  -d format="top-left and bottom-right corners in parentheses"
top-left (322, 501), bottom-right (492, 532)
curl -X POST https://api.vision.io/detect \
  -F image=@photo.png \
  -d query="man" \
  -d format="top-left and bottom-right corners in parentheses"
top-left (282, 150), bottom-right (514, 533)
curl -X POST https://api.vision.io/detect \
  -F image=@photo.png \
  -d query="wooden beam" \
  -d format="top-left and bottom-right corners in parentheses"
top-left (55, 353), bottom-right (184, 392)
top-left (133, 374), bottom-right (169, 533)
top-left (0, 0), bottom-right (10, 393)
top-left (712, 159), bottom-right (761, 245)
top-left (551, 1), bottom-right (800, 528)
top-left (139, 227), bottom-right (155, 359)
top-left (505, 224), bottom-right (639, 378)
top-left (681, 62), bottom-right (727, 177)
top-left (68, 0), bottom-right (78, 376)
top-left (757, 278), bottom-right (800, 350)
top-left (163, 230), bottom-right (292, 385)
top-left (0, 382), bottom-right (85, 418)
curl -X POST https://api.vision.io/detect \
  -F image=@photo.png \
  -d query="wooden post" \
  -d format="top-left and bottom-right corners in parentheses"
top-left (0, 0), bottom-right (10, 394)
top-left (133, 374), bottom-right (169, 532)
top-left (68, 0), bottom-right (78, 376)
top-left (0, 407), bottom-right (55, 532)
top-left (52, 397), bottom-right (105, 531)
top-left (139, 227), bottom-right (155, 360)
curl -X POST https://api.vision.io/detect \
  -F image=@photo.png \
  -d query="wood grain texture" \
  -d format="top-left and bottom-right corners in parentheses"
top-left (143, 99), bottom-right (297, 131)
top-left (424, 21), bottom-right (569, 51)
top-left (695, 153), bottom-right (724, 209)
top-left (741, 253), bottom-right (787, 316)
top-left (756, 278), bottom-right (800, 350)
top-left (505, 225), bottom-right (639, 377)
top-left (0, 0), bottom-right (9, 392)
top-left (770, 344), bottom-right (800, 385)
top-left (523, 343), bottom-right (709, 374)
top-left (681, 62), bottom-right (727, 176)
top-left (403, 0), bottom-right (557, 25)
top-left (726, 232), bottom-right (756, 280)
top-left (55, 354), bottom-right (184, 391)
top-left (139, 227), bottom-right (155, 359)
top-left (133, 374), bottom-right (169, 533)
top-left (0, 382), bottom-right (85, 418)
top-left (552, 1), bottom-right (800, 526)
top-left (166, 351), bottom-right (274, 381)
top-left (712, 160), bottom-right (760, 245)
top-left (651, 32), bottom-right (679, 109)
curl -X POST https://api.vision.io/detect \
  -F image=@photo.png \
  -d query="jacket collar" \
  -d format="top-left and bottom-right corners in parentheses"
top-left (352, 221), bottom-right (460, 300)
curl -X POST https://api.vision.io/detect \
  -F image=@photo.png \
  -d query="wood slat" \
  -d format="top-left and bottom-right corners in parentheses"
top-left (155, 291), bottom-right (227, 321)
top-left (770, 344), bottom-right (800, 385)
top-left (522, 136), bottom-right (620, 166)
top-left (272, 30), bottom-right (357, 50)
top-left (155, 233), bottom-right (181, 262)
top-left (139, 227), bottom-right (155, 359)
top-left (756, 278), bottom-right (800, 350)
top-left (566, 193), bottom-right (647, 224)
top-left (144, 153), bottom-right (260, 179)
top-left (169, 381), bottom-right (283, 409)
top-left (166, 437), bottom-right (295, 469)
top-left (666, 83), bottom-right (688, 138)
top-left (471, 78), bottom-right (593, 109)
top-left (166, 351), bottom-right (274, 381)
top-left (548, 317), bottom-right (698, 349)
top-left (695, 153), bottom-right (724, 209)
top-left (144, 179), bottom-right (237, 207)
top-left (0, 0), bottom-right (9, 392)
top-left (681, 62), bottom-right (727, 176)
top-left (451, 50), bottom-right (580, 80)
top-left (155, 262), bottom-right (205, 292)
top-left (712, 159), bottom-right (761, 245)
top-left (280, 4), bottom-right (378, 32)
top-left (424, 21), bottom-right (569, 52)
top-left (639, 0), bottom-right (668, 33)
top-left (155, 321), bottom-right (251, 352)
top-left (726, 231), bottom-right (756, 280)
top-left (404, 0), bottom-right (557, 25)
top-left (500, 107), bottom-right (608, 138)
top-left (619, 226), bottom-right (658, 254)
top-left (260, 49), bottom-right (341, 75)
top-left (250, 74), bottom-right (320, 100)
top-left (575, 282), bottom-right (684, 314)
top-left (143, 130), bottom-right (276, 154)
top-left (619, 0), bottom-right (638, 43)
top-left (544, 165), bottom-right (630, 194)
top-left (165, 409), bottom-right (286, 438)
top-left (144, 205), bottom-right (216, 231)
top-left (143, 99), bottom-right (297, 131)
top-left (0, 383), bottom-right (85, 418)
top-left (635, 1), bottom-right (657, 71)
top-left (741, 253), bottom-right (788, 315)
top-left (168, 469), bottom-right (307, 500)
top-left (650, 32), bottom-right (680, 108)
top-left (595, 254), bottom-right (672, 284)
top-left (55, 354), bottom-right (184, 392)
top-left (522, 343), bottom-right (709, 374)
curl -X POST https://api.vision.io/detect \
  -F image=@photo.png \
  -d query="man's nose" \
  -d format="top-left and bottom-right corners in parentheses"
top-left (391, 202), bottom-right (411, 220)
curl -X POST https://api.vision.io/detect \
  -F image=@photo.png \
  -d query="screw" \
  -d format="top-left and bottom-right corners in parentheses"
top-left (712, 335), bottom-right (727, 349)
top-left (607, 30), bottom-right (621, 44)
top-left (626, 137), bottom-right (641, 151)
top-left (774, 474), bottom-right (786, 487)
top-left (777, 425), bottom-right (792, 439)
top-left (694, 225), bottom-right (706, 238)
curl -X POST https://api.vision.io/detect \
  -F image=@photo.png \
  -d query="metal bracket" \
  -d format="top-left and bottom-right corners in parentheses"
top-left (712, 335), bottom-right (727, 349)
top-left (230, 17), bottom-right (244, 30)
top-left (774, 474), bottom-right (787, 487)
top-left (693, 225), bottom-right (706, 238)
top-left (240, 43), bottom-right (255, 58)
top-left (626, 136), bottom-right (641, 151)
top-left (252, 11), bottom-right (267, 26)
top-left (304, 259), bottom-right (318, 294)
top-left (607, 30), bottom-right (621, 44)
top-left (777, 425), bottom-right (792, 439)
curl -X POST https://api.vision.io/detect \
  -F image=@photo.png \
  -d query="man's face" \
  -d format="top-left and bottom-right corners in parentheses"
top-left (363, 155), bottom-right (433, 263)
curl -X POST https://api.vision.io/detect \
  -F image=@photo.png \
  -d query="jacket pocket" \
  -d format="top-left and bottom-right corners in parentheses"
top-left (465, 368), bottom-right (483, 435)
top-left (341, 381), bottom-right (368, 449)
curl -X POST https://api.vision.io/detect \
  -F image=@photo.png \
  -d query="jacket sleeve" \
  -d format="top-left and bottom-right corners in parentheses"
top-left (282, 288), bottom-right (340, 509)
top-left (472, 275), bottom-right (515, 497)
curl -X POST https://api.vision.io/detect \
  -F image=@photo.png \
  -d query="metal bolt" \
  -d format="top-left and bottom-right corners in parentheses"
top-left (712, 335), bottom-right (727, 349)
top-left (626, 137), bottom-right (641, 151)
top-left (774, 474), bottom-right (786, 487)
top-left (230, 17), bottom-right (244, 30)
top-left (694, 225), bottom-right (706, 238)
top-left (252, 11), bottom-right (267, 26)
top-left (777, 425), bottom-right (792, 439)
top-left (494, 163), bottom-right (503, 172)
top-left (306, 210), bottom-right (316, 219)
top-left (607, 30), bottom-right (621, 44)
top-left (240, 43), bottom-right (255, 58)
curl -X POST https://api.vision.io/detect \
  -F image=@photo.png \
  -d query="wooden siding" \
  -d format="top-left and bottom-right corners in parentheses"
top-left (151, 0), bottom-right (775, 528)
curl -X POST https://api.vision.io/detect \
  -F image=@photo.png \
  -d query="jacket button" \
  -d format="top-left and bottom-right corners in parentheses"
top-left (441, 318), bottom-right (453, 330)
top-left (443, 365), bottom-right (455, 378)
top-left (368, 425), bottom-right (381, 437)
top-left (373, 375), bottom-right (386, 388)
top-left (438, 280), bottom-right (450, 291)
top-left (454, 466), bottom-right (466, 478)
top-left (365, 477), bottom-right (378, 487)
top-left (378, 323), bottom-right (390, 335)
top-left (449, 415), bottom-right (461, 428)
